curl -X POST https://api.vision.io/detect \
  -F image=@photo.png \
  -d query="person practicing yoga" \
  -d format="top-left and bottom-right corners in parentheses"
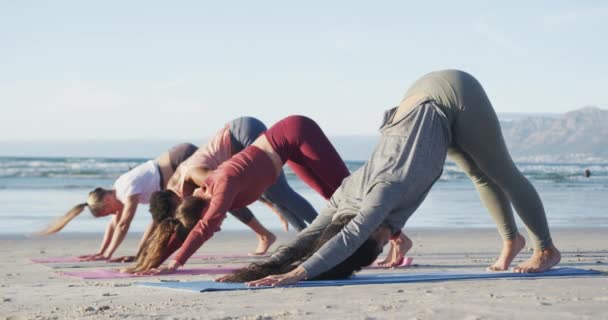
top-left (170, 117), bottom-right (320, 229)
top-left (126, 115), bottom-right (351, 274)
top-left (158, 116), bottom-right (320, 255)
top-left (218, 69), bottom-right (561, 286)
top-left (38, 143), bottom-right (198, 262)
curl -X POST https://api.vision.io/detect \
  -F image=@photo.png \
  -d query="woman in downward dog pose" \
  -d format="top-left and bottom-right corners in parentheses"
top-left (219, 69), bottom-right (561, 286)
top-left (125, 115), bottom-right (352, 274)
top-left (38, 143), bottom-right (198, 262)
top-left (157, 116), bottom-right (321, 254)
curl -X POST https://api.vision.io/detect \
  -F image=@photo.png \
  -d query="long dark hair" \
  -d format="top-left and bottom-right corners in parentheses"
top-left (222, 214), bottom-right (382, 282)
top-left (123, 196), bottom-right (205, 273)
top-left (149, 189), bottom-right (181, 223)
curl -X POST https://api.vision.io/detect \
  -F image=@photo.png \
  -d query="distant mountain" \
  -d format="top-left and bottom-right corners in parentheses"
top-left (500, 106), bottom-right (608, 162)
top-left (1, 107), bottom-right (606, 163)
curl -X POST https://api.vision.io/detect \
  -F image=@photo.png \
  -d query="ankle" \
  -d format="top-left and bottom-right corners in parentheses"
top-left (537, 243), bottom-right (559, 254)
top-left (503, 233), bottom-right (525, 246)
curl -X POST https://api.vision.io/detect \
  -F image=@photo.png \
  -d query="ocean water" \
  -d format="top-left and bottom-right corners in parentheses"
top-left (0, 156), bottom-right (607, 235)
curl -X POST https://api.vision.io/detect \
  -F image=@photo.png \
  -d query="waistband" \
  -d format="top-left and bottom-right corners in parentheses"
top-left (153, 161), bottom-right (164, 190)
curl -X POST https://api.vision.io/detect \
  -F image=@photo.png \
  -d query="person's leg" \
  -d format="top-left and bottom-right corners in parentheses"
top-left (279, 116), bottom-right (350, 199)
top-left (285, 160), bottom-right (340, 200)
top-left (448, 71), bottom-right (560, 272)
top-left (229, 208), bottom-right (276, 255)
top-left (262, 171), bottom-right (318, 231)
top-left (447, 146), bottom-right (525, 271)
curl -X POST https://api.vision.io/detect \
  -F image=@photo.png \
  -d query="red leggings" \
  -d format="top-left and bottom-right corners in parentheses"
top-left (264, 115), bottom-right (350, 199)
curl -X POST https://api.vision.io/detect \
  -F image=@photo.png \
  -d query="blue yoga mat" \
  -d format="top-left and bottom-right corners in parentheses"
top-left (137, 268), bottom-right (601, 292)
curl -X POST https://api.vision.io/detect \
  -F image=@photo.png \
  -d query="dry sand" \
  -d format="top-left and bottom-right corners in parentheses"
top-left (1, 228), bottom-right (607, 320)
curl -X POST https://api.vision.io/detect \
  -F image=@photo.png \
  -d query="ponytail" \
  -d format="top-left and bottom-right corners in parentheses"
top-left (37, 203), bottom-right (88, 236)
top-left (124, 218), bottom-right (182, 273)
top-left (123, 196), bottom-right (206, 273)
top-left (37, 187), bottom-right (110, 236)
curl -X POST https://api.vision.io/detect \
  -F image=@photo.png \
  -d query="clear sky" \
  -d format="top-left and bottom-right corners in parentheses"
top-left (1, 0), bottom-right (607, 140)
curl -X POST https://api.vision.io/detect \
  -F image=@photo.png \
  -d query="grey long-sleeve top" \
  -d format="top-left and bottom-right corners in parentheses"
top-left (271, 101), bottom-right (451, 279)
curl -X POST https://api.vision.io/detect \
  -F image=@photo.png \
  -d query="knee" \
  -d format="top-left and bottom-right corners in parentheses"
top-left (469, 174), bottom-right (492, 187)
top-left (461, 167), bottom-right (493, 187)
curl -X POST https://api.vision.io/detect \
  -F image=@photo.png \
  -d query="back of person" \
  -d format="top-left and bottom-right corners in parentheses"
top-left (114, 160), bottom-right (161, 204)
top-left (200, 146), bottom-right (278, 210)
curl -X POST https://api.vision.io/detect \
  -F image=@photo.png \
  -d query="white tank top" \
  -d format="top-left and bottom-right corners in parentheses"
top-left (113, 160), bottom-right (161, 204)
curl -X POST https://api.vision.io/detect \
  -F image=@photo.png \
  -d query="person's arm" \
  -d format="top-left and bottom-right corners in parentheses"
top-left (298, 182), bottom-right (396, 278)
top-left (217, 195), bottom-right (339, 283)
top-left (187, 167), bottom-right (209, 187)
top-left (269, 195), bottom-right (338, 263)
top-left (176, 167), bottom-right (209, 197)
top-left (174, 181), bottom-right (234, 266)
top-left (249, 182), bottom-right (396, 286)
top-left (101, 195), bottom-right (140, 259)
top-left (109, 220), bottom-right (157, 263)
top-left (80, 214), bottom-right (118, 260)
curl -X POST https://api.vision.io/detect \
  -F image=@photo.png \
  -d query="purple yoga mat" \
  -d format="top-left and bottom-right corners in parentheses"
top-left (31, 253), bottom-right (265, 264)
top-left (61, 267), bottom-right (240, 279)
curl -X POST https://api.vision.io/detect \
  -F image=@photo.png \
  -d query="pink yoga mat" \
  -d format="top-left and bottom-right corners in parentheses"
top-left (31, 257), bottom-right (82, 263)
top-left (61, 267), bottom-right (240, 279)
top-left (31, 253), bottom-right (265, 264)
top-left (60, 258), bottom-right (413, 280)
top-left (368, 257), bottom-right (414, 269)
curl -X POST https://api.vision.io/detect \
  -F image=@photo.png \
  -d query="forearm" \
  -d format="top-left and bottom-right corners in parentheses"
top-left (299, 220), bottom-right (374, 278)
top-left (173, 220), bottom-right (213, 265)
top-left (268, 202), bottom-right (335, 264)
top-left (103, 223), bottom-right (130, 258)
top-left (104, 197), bottom-right (138, 258)
top-left (98, 222), bottom-right (116, 254)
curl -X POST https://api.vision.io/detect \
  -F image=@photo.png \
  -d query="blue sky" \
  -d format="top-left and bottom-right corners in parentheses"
top-left (1, 0), bottom-right (607, 140)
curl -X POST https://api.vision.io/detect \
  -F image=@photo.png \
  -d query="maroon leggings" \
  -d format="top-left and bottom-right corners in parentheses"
top-left (264, 115), bottom-right (350, 199)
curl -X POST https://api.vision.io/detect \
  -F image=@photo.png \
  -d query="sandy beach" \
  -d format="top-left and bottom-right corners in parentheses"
top-left (0, 228), bottom-right (606, 319)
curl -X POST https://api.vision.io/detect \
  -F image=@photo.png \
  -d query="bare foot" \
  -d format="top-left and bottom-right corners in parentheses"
top-left (487, 233), bottom-right (526, 271)
top-left (249, 232), bottom-right (276, 256)
top-left (378, 233), bottom-right (413, 267)
top-left (513, 244), bottom-right (561, 273)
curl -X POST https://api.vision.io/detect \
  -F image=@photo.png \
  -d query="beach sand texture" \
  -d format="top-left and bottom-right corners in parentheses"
top-left (1, 228), bottom-right (607, 320)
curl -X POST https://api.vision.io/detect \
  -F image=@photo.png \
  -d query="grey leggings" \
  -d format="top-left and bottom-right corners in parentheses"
top-left (228, 116), bottom-right (318, 231)
top-left (403, 70), bottom-right (552, 250)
